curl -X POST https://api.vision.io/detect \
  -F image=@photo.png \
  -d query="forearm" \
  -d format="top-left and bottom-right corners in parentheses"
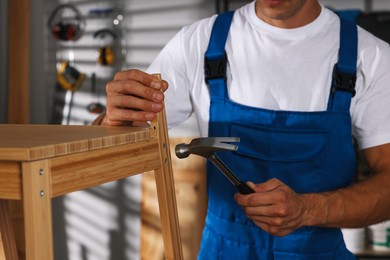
top-left (303, 170), bottom-right (390, 228)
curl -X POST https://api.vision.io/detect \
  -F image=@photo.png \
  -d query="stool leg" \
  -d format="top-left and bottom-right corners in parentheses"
top-left (0, 200), bottom-right (18, 260)
top-left (154, 166), bottom-right (183, 260)
top-left (22, 160), bottom-right (53, 260)
top-left (151, 74), bottom-right (183, 260)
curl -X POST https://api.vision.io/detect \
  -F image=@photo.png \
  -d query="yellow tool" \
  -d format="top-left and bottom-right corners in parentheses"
top-left (57, 61), bottom-right (85, 91)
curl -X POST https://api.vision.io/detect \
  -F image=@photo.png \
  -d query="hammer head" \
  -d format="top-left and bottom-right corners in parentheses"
top-left (175, 137), bottom-right (239, 159)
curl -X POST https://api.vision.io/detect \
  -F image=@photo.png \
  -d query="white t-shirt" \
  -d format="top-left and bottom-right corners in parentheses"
top-left (147, 2), bottom-right (390, 150)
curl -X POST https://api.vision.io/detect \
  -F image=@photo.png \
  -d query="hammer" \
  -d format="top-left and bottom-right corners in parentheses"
top-left (175, 137), bottom-right (254, 194)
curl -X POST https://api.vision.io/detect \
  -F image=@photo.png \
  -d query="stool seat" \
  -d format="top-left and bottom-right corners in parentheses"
top-left (0, 106), bottom-right (183, 259)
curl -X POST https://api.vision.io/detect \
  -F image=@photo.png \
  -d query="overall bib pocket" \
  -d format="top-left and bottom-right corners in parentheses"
top-left (230, 122), bottom-right (329, 162)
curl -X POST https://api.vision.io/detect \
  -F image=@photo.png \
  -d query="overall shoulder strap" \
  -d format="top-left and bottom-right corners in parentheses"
top-left (327, 17), bottom-right (358, 111)
top-left (204, 11), bottom-right (234, 98)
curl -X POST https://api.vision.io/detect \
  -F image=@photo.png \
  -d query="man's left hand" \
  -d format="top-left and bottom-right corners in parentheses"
top-left (234, 178), bottom-right (309, 236)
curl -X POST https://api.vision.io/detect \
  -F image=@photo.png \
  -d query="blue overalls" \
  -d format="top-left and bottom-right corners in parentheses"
top-left (199, 11), bottom-right (358, 259)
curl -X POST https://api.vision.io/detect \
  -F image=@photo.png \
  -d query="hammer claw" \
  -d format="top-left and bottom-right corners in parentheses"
top-left (189, 137), bottom-right (239, 146)
top-left (175, 137), bottom-right (254, 194)
top-left (189, 137), bottom-right (239, 153)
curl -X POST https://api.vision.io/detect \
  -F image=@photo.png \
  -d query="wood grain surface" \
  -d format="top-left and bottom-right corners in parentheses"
top-left (0, 200), bottom-right (18, 260)
top-left (0, 124), bottom-right (150, 161)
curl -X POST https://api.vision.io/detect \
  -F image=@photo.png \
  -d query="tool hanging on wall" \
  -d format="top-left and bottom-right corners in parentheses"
top-left (86, 73), bottom-right (106, 114)
top-left (47, 4), bottom-right (85, 42)
top-left (93, 28), bottom-right (117, 65)
top-left (57, 61), bottom-right (86, 91)
top-left (56, 61), bottom-right (85, 125)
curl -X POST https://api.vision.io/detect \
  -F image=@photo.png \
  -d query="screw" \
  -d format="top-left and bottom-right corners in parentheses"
top-left (40, 190), bottom-right (44, 197)
top-left (39, 169), bottom-right (43, 176)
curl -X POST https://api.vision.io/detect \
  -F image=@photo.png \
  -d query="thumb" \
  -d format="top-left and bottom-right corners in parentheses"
top-left (246, 181), bottom-right (257, 190)
top-left (255, 178), bottom-right (283, 192)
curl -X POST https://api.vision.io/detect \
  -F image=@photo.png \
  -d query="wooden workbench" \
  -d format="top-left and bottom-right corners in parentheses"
top-left (0, 123), bottom-right (183, 260)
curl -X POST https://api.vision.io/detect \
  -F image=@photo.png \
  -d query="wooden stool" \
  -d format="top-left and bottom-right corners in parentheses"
top-left (0, 99), bottom-right (183, 259)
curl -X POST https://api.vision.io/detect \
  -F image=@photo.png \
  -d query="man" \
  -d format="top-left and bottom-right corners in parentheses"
top-left (94, 0), bottom-right (390, 258)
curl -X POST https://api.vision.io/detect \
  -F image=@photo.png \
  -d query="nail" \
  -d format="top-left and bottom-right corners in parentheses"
top-left (153, 92), bottom-right (163, 101)
top-left (152, 103), bottom-right (163, 111)
top-left (145, 113), bottom-right (154, 120)
top-left (151, 81), bottom-right (162, 90)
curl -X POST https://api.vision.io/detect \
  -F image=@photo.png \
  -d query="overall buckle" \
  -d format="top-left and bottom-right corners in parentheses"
top-left (204, 53), bottom-right (227, 82)
top-left (332, 64), bottom-right (356, 97)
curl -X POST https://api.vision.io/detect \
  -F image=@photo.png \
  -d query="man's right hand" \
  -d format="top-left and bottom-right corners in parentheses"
top-left (99, 69), bottom-right (168, 126)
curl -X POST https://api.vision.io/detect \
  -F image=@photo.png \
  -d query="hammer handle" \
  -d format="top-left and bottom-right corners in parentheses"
top-left (235, 183), bottom-right (254, 195)
top-left (209, 154), bottom-right (254, 194)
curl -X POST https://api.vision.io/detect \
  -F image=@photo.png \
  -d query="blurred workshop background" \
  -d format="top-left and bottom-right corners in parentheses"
top-left (1, 0), bottom-right (389, 259)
